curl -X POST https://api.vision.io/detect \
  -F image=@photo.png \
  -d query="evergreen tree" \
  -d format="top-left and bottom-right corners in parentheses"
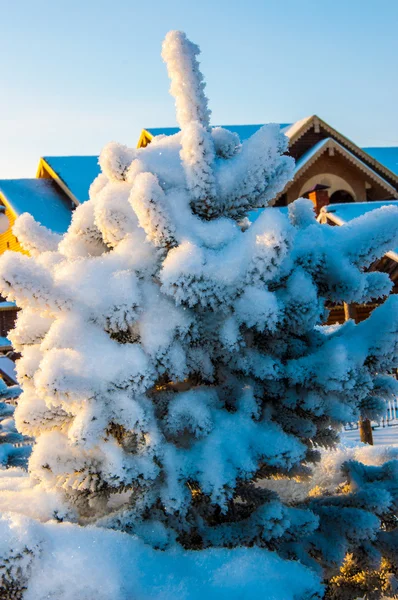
top-left (0, 378), bottom-right (31, 469)
top-left (0, 30), bottom-right (397, 599)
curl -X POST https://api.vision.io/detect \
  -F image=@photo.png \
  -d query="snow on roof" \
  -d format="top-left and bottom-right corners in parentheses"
top-left (294, 138), bottom-right (330, 173)
top-left (0, 179), bottom-right (73, 234)
top-left (0, 338), bottom-right (11, 350)
top-left (43, 127), bottom-right (294, 206)
top-left (144, 122), bottom-right (397, 182)
top-left (39, 131), bottom-right (397, 213)
top-left (282, 116), bottom-right (313, 141)
top-left (0, 301), bottom-right (16, 310)
top-left (323, 200), bottom-right (398, 223)
top-left (363, 147), bottom-right (398, 176)
top-left (0, 356), bottom-right (17, 384)
top-left (146, 127), bottom-right (181, 138)
top-left (43, 156), bottom-right (101, 204)
top-left (146, 123), bottom-right (293, 142)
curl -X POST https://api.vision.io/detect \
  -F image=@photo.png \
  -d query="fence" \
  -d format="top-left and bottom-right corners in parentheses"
top-left (345, 397), bottom-right (398, 431)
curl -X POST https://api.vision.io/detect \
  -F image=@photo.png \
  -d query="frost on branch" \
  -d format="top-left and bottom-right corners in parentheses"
top-left (217, 123), bottom-right (294, 219)
top-left (12, 213), bottom-right (62, 256)
top-left (99, 142), bottom-right (136, 182)
top-left (161, 30), bottom-right (211, 130)
top-left (180, 121), bottom-right (217, 219)
top-left (130, 172), bottom-right (177, 248)
top-left (58, 201), bottom-right (107, 259)
top-left (0, 29), bottom-right (397, 600)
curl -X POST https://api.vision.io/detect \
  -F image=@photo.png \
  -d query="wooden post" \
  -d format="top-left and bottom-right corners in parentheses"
top-left (359, 416), bottom-right (374, 445)
top-left (343, 302), bottom-right (357, 322)
top-left (344, 303), bottom-right (373, 445)
top-left (307, 184), bottom-right (330, 216)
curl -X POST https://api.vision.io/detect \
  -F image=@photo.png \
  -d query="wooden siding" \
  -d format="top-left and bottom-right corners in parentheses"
top-left (368, 255), bottom-right (398, 294)
top-left (0, 308), bottom-right (18, 338)
top-left (326, 303), bottom-right (379, 325)
top-left (0, 200), bottom-right (27, 255)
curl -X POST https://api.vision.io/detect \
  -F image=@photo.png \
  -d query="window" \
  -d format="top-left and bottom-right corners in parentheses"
top-left (330, 190), bottom-right (354, 204)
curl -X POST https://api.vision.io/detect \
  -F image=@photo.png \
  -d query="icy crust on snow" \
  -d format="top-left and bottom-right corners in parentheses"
top-left (0, 29), bottom-right (398, 597)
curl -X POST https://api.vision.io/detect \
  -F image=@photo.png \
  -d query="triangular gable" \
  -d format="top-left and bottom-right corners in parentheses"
top-left (288, 115), bottom-right (398, 189)
top-left (137, 130), bottom-right (154, 148)
top-left (281, 116), bottom-right (313, 143)
top-left (279, 137), bottom-right (398, 200)
top-left (37, 156), bottom-right (101, 206)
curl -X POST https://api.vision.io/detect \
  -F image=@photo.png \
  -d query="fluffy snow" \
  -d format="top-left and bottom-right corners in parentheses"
top-left (0, 513), bottom-right (323, 600)
top-left (0, 28), bottom-right (397, 600)
top-left (2, 431), bottom-right (397, 599)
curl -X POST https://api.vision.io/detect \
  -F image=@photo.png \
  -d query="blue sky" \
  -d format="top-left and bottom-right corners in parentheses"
top-left (1, 0), bottom-right (397, 178)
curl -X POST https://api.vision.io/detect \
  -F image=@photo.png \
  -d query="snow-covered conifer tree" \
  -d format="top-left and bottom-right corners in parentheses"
top-left (0, 378), bottom-right (31, 469)
top-left (0, 30), bottom-right (398, 599)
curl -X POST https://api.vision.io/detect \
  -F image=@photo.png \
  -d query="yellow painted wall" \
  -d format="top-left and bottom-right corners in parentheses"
top-left (0, 199), bottom-right (28, 256)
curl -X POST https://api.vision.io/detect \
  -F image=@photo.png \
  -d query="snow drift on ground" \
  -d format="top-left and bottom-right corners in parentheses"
top-left (0, 512), bottom-right (322, 600)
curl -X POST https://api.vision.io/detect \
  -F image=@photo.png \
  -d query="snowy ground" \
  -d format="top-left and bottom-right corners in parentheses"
top-left (342, 425), bottom-right (398, 447)
top-left (331, 428), bottom-right (397, 600)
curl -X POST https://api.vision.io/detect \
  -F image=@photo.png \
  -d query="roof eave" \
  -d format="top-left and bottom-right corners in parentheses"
top-left (137, 129), bottom-right (154, 149)
top-left (284, 115), bottom-right (315, 143)
top-left (0, 190), bottom-right (18, 220)
top-left (315, 117), bottom-right (398, 186)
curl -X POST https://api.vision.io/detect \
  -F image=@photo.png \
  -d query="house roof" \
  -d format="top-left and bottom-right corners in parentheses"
top-left (289, 138), bottom-right (398, 199)
top-left (143, 117), bottom-right (398, 188)
top-left (0, 179), bottom-right (73, 234)
top-left (0, 301), bottom-right (16, 310)
top-left (0, 338), bottom-right (12, 351)
top-left (144, 123), bottom-right (293, 141)
top-left (0, 356), bottom-right (18, 385)
top-left (363, 147), bottom-right (398, 176)
top-left (322, 200), bottom-right (398, 223)
top-left (33, 118), bottom-right (397, 215)
top-left (41, 156), bottom-right (101, 205)
top-left (274, 115), bottom-right (398, 186)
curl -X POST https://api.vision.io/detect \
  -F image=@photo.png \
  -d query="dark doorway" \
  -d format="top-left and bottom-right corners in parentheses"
top-left (329, 190), bottom-right (354, 204)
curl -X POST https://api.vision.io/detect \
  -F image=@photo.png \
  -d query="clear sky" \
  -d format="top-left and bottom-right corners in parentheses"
top-left (1, 0), bottom-right (397, 178)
